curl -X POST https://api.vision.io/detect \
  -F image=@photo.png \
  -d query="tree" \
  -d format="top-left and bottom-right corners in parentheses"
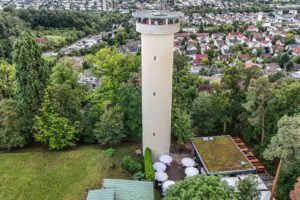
top-left (235, 175), bottom-right (261, 200)
top-left (116, 84), bottom-right (142, 140)
top-left (0, 61), bottom-right (15, 100)
top-left (272, 35), bottom-right (281, 45)
top-left (171, 106), bottom-right (194, 144)
top-left (221, 23), bottom-right (234, 33)
top-left (93, 106), bottom-right (125, 146)
top-left (191, 92), bottom-right (216, 134)
top-left (34, 92), bottom-right (78, 150)
top-left (285, 33), bottom-right (296, 45)
top-left (277, 158), bottom-right (300, 199)
top-left (165, 176), bottom-right (235, 200)
top-left (243, 77), bottom-right (273, 143)
top-left (13, 32), bottom-right (50, 133)
top-left (204, 49), bottom-right (216, 61)
top-left (50, 59), bottom-right (79, 89)
top-left (0, 99), bottom-right (27, 150)
top-left (199, 21), bottom-right (204, 32)
top-left (48, 59), bottom-right (83, 123)
top-left (264, 114), bottom-right (300, 200)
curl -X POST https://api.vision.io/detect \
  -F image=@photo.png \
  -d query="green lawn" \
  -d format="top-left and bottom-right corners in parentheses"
top-left (192, 136), bottom-right (254, 174)
top-left (0, 144), bottom-right (137, 200)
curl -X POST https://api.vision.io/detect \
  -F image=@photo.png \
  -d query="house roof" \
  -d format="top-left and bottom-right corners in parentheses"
top-left (194, 54), bottom-right (208, 64)
top-left (103, 179), bottom-right (154, 200)
top-left (87, 188), bottom-right (115, 200)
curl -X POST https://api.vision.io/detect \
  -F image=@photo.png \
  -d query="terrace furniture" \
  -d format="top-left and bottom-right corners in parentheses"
top-left (155, 172), bottom-right (168, 182)
top-left (181, 158), bottom-right (196, 167)
top-left (162, 180), bottom-right (175, 193)
top-left (159, 155), bottom-right (173, 166)
top-left (185, 167), bottom-right (199, 177)
top-left (153, 162), bottom-right (167, 172)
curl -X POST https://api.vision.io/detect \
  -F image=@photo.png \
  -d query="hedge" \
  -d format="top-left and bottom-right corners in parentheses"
top-left (144, 147), bottom-right (155, 181)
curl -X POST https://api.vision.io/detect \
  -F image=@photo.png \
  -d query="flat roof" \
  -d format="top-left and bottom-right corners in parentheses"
top-left (132, 10), bottom-right (184, 19)
top-left (191, 135), bottom-right (256, 175)
top-left (86, 188), bottom-right (114, 200)
top-left (103, 179), bottom-right (154, 200)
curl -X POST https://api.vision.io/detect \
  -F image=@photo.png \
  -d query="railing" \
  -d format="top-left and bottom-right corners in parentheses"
top-left (136, 18), bottom-right (179, 25)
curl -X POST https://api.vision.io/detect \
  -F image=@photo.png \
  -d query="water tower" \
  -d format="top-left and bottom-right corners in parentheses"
top-left (132, 10), bottom-right (184, 159)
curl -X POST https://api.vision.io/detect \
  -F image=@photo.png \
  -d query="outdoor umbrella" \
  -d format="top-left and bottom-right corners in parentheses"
top-left (162, 180), bottom-right (175, 192)
top-left (155, 172), bottom-right (168, 182)
top-left (181, 158), bottom-right (196, 167)
top-left (185, 167), bottom-right (199, 177)
top-left (153, 162), bottom-right (167, 172)
top-left (159, 155), bottom-right (173, 165)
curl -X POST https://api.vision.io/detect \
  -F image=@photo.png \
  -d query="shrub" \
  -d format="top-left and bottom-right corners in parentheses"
top-left (144, 147), bottom-right (155, 181)
top-left (132, 171), bottom-right (145, 181)
top-left (122, 155), bottom-right (142, 174)
top-left (105, 148), bottom-right (116, 157)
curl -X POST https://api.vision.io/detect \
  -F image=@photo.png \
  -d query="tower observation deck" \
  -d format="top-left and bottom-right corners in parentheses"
top-left (133, 10), bottom-right (184, 159)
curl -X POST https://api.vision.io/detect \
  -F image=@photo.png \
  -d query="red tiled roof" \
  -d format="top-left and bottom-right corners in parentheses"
top-left (194, 54), bottom-right (208, 65)
top-left (293, 48), bottom-right (300, 54)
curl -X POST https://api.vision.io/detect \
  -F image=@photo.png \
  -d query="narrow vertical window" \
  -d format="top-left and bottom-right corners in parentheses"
top-left (154, 56), bottom-right (156, 60)
top-left (153, 133), bottom-right (155, 136)
top-left (153, 92), bottom-right (156, 96)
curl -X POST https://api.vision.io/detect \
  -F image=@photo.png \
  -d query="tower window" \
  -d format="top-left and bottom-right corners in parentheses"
top-left (154, 56), bottom-right (156, 60)
top-left (153, 92), bottom-right (156, 96)
top-left (153, 132), bottom-right (155, 136)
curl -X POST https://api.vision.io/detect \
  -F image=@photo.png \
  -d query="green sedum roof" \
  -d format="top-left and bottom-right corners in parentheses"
top-left (103, 179), bottom-right (154, 200)
top-left (87, 188), bottom-right (115, 200)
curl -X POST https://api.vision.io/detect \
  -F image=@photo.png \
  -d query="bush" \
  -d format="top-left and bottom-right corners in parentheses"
top-left (122, 155), bottom-right (142, 174)
top-left (105, 148), bottom-right (116, 157)
top-left (144, 147), bottom-right (155, 181)
top-left (132, 171), bottom-right (145, 181)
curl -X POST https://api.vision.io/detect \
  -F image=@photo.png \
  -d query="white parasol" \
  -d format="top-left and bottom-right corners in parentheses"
top-left (181, 158), bottom-right (196, 167)
top-left (153, 162), bottom-right (167, 172)
top-left (162, 180), bottom-right (175, 192)
top-left (159, 155), bottom-right (173, 165)
top-left (155, 172), bottom-right (168, 182)
top-left (185, 167), bottom-right (199, 177)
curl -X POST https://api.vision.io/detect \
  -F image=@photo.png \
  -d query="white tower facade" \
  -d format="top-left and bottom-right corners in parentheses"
top-left (133, 11), bottom-right (183, 159)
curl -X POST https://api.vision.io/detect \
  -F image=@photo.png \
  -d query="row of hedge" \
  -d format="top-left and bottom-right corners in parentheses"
top-left (144, 147), bottom-right (155, 181)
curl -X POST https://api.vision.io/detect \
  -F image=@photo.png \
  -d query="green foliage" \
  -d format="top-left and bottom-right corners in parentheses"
top-left (243, 77), bottom-right (272, 143)
top-left (105, 148), bottom-right (116, 158)
top-left (235, 175), bottom-right (261, 200)
top-left (116, 84), bottom-right (142, 140)
top-left (132, 171), bottom-right (145, 181)
top-left (191, 92), bottom-right (216, 134)
top-left (13, 32), bottom-right (50, 133)
top-left (285, 33), bottom-right (296, 45)
top-left (144, 147), bottom-right (155, 181)
top-left (173, 53), bottom-right (200, 112)
top-left (122, 155), bottom-right (142, 174)
top-left (34, 92), bottom-right (78, 150)
top-left (165, 176), bottom-right (235, 200)
top-left (0, 99), bottom-right (28, 150)
top-left (0, 61), bottom-right (15, 100)
top-left (50, 59), bottom-right (79, 89)
top-left (93, 106), bottom-right (125, 146)
top-left (264, 114), bottom-right (300, 162)
top-left (277, 158), bottom-right (300, 199)
top-left (221, 23), bottom-right (234, 33)
top-left (171, 106), bottom-right (194, 144)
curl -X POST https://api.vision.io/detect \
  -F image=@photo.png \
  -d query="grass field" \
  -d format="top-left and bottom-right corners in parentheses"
top-left (192, 136), bottom-right (254, 174)
top-left (0, 144), bottom-right (138, 200)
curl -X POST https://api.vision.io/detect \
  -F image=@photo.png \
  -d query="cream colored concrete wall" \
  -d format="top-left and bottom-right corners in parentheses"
top-left (141, 33), bottom-right (174, 160)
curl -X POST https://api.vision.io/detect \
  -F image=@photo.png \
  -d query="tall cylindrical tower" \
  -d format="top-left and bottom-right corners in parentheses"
top-left (133, 10), bottom-right (184, 159)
